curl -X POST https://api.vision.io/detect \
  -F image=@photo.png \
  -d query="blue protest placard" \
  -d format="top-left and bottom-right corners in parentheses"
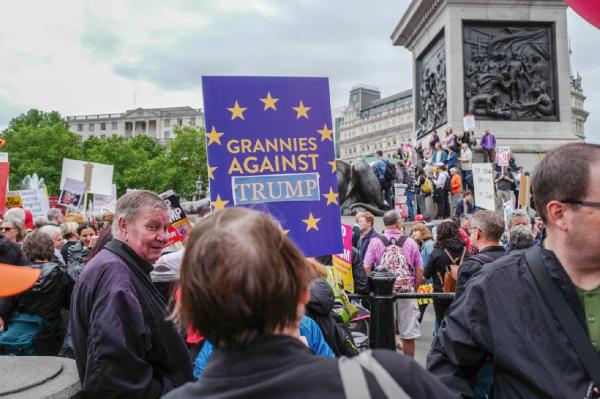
top-left (202, 76), bottom-right (342, 257)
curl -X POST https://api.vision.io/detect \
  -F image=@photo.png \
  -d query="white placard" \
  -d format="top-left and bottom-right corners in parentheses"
top-left (90, 184), bottom-right (117, 214)
top-left (60, 158), bottom-right (114, 196)
top-left (0, 153), bottom-right (8, 163)
top-left (8, 189), bottom-right (49, 219)
top-left (473, 163), bottom-right (496, 211)
top-left (463, 114), bottom-right (476, 132)
top-left (58, 177), bottom-right (86, 210)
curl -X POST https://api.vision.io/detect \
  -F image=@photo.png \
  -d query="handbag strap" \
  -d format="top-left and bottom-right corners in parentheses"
top-left (525, 246), bottom-right (600, 384)
top-left (339, 355), bottom-right (371, 399)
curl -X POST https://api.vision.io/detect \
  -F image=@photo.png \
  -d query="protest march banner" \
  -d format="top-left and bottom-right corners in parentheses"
top-left (394, 183), bottom-right (408, 219)
top-left (160, 190), bottom-right (193, 247)
top-left (58, 177), bottom-right (86, 210)
top-left (332, 223), bottom-right (354, 293)
top-left (473, 163), bottom-right (496, 211)
top-left (496, 146), bottom-right (511, 166)
top-left (463, 114), bottom-right (476, 132)
top-left (202, 76), bottom-right (343, 257)
top-left (60, 159), bottom-right (114, 196)
top-left (7, 189), bottom-right (50, 219)
top-left (0, 161), bottom-right (9, 215)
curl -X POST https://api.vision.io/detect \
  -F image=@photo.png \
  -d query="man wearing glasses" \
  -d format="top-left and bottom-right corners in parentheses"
top-left (428, 143), bottom-right (600, 398)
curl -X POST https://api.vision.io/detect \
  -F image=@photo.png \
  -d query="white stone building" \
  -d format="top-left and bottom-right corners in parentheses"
top-left (339, 77), bottom-right (588, 163)
top-left (66, 106), bottom-right (204, 145)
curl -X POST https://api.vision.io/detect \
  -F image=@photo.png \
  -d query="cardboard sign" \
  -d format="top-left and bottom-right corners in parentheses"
top-left (332, 223), bottom-right (354, 293)
top-left (394, 183), bottom-right (409, 218)
top-left (7, 188), bottom-right (49, 219)
top-left (496, 146), bottom-right (511, 167)
top-left (90, 184), bottom-right (117, 215)
top-left (518, 175), bottom-right (531, 210)
top-left (160, 190), bottom-right (193, 247)
top-left (58, 177), bottom-right (86, 210)
top-left (5, 195), bottom-right (22, 208)
top-left (202, 76), bottom-right (342, 257)
top-left (60, 159), bottom-right (114, 196)
top-left (463, 114), bottom-right (476, 132)
top-left (473, 163), bottom-right (496, 211)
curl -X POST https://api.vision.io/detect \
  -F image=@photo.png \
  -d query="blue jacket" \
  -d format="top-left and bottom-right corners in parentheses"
top-left (447, 152), bottom-right (457, 169)
top-left (432, 150), bottom-right (448, 165)
top-left (193, 316), bottom-right (334, 378)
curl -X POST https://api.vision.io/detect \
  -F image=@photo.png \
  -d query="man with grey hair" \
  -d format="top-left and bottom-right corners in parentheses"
top-left (363, 210), bottom-right (423, 358)
top-left (47, 208), bottom-right (64, 226)
top-left (34, 216), bottom-right (49, 229)
top-left (455, 210), bottom-right (506, 298)
top-left (507, 209), bottom-right (531, 231)
top-left (508, 224), bottom-right (534, 251)
top-left (70, 190), bottom-right (192, 398)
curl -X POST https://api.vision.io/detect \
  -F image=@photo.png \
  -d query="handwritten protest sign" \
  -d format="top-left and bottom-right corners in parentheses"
top-left (202, 76), bottom-right (342, 256)
top-left (473, 163), bottom-right (496, 211)
top-left (394, 183), bottom-right (408, 219)
top-left (7, 189), bottom-right (49, 219)
top-left (160, 190), bottom-right (193, 247)
top-left (90, 184), bottom-right (117, 215)
top-left (333, 223), bottom-right (354, 293)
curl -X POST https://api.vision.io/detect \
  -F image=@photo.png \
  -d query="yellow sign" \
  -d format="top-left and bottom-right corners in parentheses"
top-left (417, 283), bottom-right (434, 305)
top-left (5, 195), bottom-right (22, 208)
top-left (332, 256), bottom-right (354, 294)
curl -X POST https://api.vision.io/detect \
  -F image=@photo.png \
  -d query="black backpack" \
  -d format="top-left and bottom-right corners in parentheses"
top-left (384, 161), bottom-right (396, 183)
top-left (443, 174), bottom-right (452, 191)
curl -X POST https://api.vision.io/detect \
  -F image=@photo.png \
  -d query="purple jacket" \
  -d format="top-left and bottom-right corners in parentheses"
top-left (70, 240), bottom-right (193, 398)
top-left (480, 133), bottom-right (496, 150)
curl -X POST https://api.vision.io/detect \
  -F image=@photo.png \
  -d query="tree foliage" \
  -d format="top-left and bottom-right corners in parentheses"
top-left (2, 109), bottom-right (207, 200)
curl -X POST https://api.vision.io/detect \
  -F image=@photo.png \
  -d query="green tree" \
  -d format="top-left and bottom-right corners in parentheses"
top-left (164, 126), bottom-right (207, 199)
top-left (1, 109), bottom-right (81, 194)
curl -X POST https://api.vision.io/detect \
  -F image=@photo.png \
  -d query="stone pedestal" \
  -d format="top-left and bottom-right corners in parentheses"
top-left (392, 0), bottom-right (582, 172)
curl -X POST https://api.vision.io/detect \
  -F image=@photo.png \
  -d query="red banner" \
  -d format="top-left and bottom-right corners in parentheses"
top-left (0, 162), bottom-right (10, 215)
top-left (565, 0), bottom-right (600, 29)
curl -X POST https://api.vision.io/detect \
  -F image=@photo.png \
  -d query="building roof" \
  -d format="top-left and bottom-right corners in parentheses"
top-left (362, 89), bottom-right (413, 112)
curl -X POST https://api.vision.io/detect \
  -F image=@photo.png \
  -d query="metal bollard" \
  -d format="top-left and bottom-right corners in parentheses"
top-left (367, 267), bottom-right (396, 350)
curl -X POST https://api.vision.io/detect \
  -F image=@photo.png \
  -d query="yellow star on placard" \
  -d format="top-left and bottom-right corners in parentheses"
top-left (227, 100), bottom-right (247, 120)
top-left (212, 195), bottom-right (229, 211)
top-left (292, 100), bottom-right (311, 119)
top-left (316, 123), bottom-right (334, 142)
top-left (323, 187), bottom-right (339, 206)
top-left (206, 126), bottom-right (224, 146)
top-left (207, 165), bottom-right (218, 180)
top-left (328, 160), bottom-right (337, 173)
top-left (260, 92), bottom-right (279, 111)
top-left (302, 212), bottom-right (321, 232)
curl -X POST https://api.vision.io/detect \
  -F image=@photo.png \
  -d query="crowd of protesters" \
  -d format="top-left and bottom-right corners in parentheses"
top-left (373, 127), bottom-right (529, 223)
top-left (0, 143), bottom-right (598, 398)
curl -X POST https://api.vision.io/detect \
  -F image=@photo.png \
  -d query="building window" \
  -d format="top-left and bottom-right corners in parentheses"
top-left (100, 134), bottom-right (106, 139)
top-left (189, 118), bottom-right (196, 125)
top-left (165, 131), bottom-right (171, 139)
top-left (164, 119), bottom-right (170, 127)
top-left (89, 123), bottom-right (95, 132)
top-left (112, 121), bottom-right (118, 130)
top-left (77, 124), bottom-right (83, 132)
top-left (177, 118), bottom-right (183, 126)
top-left (100, 122), bottom-right (106, 131)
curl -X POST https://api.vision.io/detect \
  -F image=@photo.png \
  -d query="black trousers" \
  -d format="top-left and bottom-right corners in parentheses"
top-left (433, 298), bottom-right (453, 327)
top-left (435, 188), bottom-right (449, 218)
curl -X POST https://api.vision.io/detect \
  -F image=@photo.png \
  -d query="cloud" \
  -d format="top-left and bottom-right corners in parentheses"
top-left (0, 0), bottom-right (598, 144)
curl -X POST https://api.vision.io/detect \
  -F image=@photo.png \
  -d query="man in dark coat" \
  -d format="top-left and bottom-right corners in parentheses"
top-left (427, 143), bottom-right (600, 398)
top-left (70, 190), bottom-right (192, 398)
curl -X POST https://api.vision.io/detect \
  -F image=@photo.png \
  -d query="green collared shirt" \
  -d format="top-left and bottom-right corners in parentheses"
top-left (575, 285), bottom-right (600, 352)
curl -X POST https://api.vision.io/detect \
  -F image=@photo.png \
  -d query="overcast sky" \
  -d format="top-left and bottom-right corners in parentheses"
top-left (1, 1), bottom-right (598, 141)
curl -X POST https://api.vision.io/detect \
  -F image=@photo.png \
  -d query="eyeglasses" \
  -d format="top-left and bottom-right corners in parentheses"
top-left (561, 199), bottom-right (600, 208)
top-left (0, 227), bottom-right (15, 232)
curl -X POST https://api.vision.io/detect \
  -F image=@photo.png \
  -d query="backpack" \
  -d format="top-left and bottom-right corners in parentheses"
top-left (421, 177), bottom-right (433, 194)
top-left (384, 161), bottom-right (396, 183)
top-left (437, 248), bottom-right (466, 293)
top-left (443, 174), bottom-right (452, 192)
top-left (378, 235), bottom-right (413, 293)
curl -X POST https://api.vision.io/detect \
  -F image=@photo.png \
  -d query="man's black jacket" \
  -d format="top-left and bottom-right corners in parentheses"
top-left (427, 246), bottom-right (599, 398)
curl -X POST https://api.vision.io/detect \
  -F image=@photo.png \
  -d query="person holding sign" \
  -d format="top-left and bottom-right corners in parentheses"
top-left (495, 165), bottom-right (515, 210)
